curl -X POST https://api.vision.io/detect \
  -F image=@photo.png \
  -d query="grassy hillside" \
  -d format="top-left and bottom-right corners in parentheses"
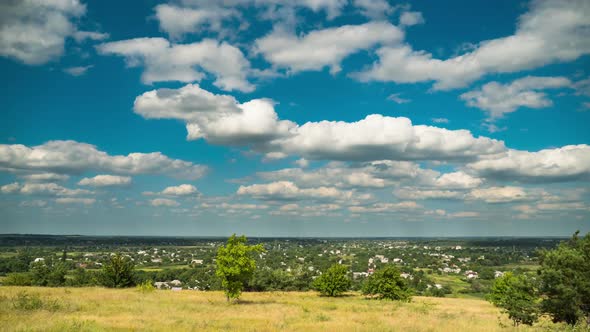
top-left (0, 287), bottom-right (568, 331)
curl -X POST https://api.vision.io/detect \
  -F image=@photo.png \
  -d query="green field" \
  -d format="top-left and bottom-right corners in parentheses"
top-left (0, 287), bottom-right (574, 331)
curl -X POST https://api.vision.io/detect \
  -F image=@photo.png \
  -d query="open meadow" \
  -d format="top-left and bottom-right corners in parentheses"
top-left (0, 287), bottom-right (572, 332)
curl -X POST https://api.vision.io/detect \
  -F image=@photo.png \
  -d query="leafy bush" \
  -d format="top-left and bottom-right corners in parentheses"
top-left (136, 280), bottom-right (156, 293)
top-left (488, 272), bottom-right (540, 327)
top-left (11, 292), bottom-right (43, 310)
top-left (100, 253), bottom-right (135, 288)
top-left (2, 272), bottom-right (33, 286)
top-left (312, 264), bottom-right (351, 297)
top-left (538, 231), bottom-right (590, 326)
top-left (362, 265), bottom-right (412, 301)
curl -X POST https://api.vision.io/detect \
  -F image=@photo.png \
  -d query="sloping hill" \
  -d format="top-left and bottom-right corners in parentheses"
top-left (0, 287), bottom-right (563, 331)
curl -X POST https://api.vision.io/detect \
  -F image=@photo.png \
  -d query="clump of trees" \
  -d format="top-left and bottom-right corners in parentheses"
top-left (215, 234), bottom-right (264, 302)
top-left (312, 264), bottom-right (351, 296)
top-left (488, 272), bottom-right (540, 326)
top-left (537, 231), bottom-right (590, 326)
top-left (362, 265), bottom-right (412, 301)
top-left (100, 253), bottom-right (136, 288)
top-left (489, 231), bottom-right (590, 328)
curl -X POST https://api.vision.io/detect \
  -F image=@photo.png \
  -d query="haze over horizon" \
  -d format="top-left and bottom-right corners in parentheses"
top-left (1, 0), bottom-right (589, 237)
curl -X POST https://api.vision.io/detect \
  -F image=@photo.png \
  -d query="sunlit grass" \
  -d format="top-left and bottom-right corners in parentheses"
top-left (0, 286), bottom-right (568, 331)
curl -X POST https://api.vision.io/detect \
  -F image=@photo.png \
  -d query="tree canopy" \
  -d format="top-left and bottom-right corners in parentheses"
top-left (538, 231), bottom-right (590, 325)
top-left (312, 263), bottom-right (351, 297)
top-left (215, 234), bottom-right (264, 302)
top-left (362, 265), bottom-right (412, 301)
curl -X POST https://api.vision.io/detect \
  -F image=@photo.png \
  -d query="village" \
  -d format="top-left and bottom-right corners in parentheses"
top-left (0, 236), bottom-right (548, 297)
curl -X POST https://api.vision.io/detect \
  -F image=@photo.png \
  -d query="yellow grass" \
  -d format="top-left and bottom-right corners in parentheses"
top-left (0, 287), bottom-right (563, 331)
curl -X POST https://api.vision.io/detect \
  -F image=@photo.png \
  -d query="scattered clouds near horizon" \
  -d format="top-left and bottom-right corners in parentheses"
top-left (0, 140), bottom-right (207, 180)
top-left (78, 175), bottom-right (132, 187)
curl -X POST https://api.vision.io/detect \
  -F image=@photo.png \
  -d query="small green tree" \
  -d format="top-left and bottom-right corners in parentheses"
top-left (362, 265), bottom-right (412, 301)
top-left (101, 253), bottom-right (135, 288)
top-left (488, 272), bottom-right (540, 327)
top-left (538, 231), bottom-right (590, 325)
top-left (215, 234), bottom-right (264, 302)
top-left (30, 259), bottom-right (67, 287)
top-left (312, 264), bottom-right (351, 296)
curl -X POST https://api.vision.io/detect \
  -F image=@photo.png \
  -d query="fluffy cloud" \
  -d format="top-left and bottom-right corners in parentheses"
top-left (237, 181), bottom-right (358, 201)
top-left (255, 22), bottom-right (403, 74)
top-left (97, 38), bottom-right (253, 92)
top-left (150, 198), bottom-right (180, 207)
top-left (355, 0), bottom-right (590, 90)
top-left (399, 11), bottom-right (424, 27)
top-left (467, 186), bottom-right (529, 203)
top-left (135, 84), bottom-right (506, 162)
top-left (134, 84), bottom-right (295, 145)
top-left (353, 0), bottom-right (394, 19)
top-left (273, 114), bottom-right (505, 161)
top-left (161, 184), bottom-right (199, 196)
top-left (2, 182), bottom-right (91, 197)
top-left (155, 4), bottom-right (237, 39)
top-left (460, 76), bottom-right (572, 119)
top-left (467, 145), bottom-right (590, 182)
top-left (56, 197), bottom-right (95, 205)
top-left (0, 140), bottom-right (207, 180)
top-left (0, 0), bottom-right (85, 64)
top-left (78, 175), bottom-right (132, 187)
top-left (434, 171), bottom-right (483, 189)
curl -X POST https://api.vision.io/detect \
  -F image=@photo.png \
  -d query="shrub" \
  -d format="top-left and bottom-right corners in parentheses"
top-left (312, 264), bottom-right (351, 297)
top-left (488, 272), bottom-right (540, 327)
top-left (12, 292), bottom-right (43, 310)
top-left (362, 265), bottom-right (412, 301)
top-left (538, 231), bottom-right (590, 326)
top-left (136, 280), bottom-right (156, 293)
top-left (2, 272), bottom-right (33, 286)
top-left (101, 253), bottom-right (135, 288)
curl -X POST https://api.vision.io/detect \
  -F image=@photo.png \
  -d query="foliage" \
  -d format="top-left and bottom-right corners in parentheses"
top-left (215, 234), bottom-right (264, 301)
top-left (2, 272), bottom-right (33, 286)
top-left (249, 268), bottom-right (297, 291)
top-left (11, 291), bottom-right (43, 310)
top-left (66, 267), bottom-right (98, 287)
top-left (538, 231), bottom-right (590, 326)
top-left (362, 265), bottom-right (412, 301)
top-left (488, 272), bottom-right (540, 326)
top-left (136, 280), bottom-right (156, 293)
top-left (101, 253), bottom-right (135, 288)
top-left (30, 259), bottom-right (68, 287)
top-left (312, 264), bottom-right (351, 297)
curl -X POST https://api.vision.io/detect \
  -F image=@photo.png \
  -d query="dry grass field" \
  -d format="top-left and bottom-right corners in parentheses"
top-left (0, 287), bottom-right (572, 331)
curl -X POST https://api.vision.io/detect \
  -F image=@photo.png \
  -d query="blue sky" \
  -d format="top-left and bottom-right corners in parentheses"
top-left (0, 0), bottom-right (589, 236)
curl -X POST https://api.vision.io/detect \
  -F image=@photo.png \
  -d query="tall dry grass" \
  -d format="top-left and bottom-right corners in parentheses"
top-left (0, 287), bottom-right (571, 331)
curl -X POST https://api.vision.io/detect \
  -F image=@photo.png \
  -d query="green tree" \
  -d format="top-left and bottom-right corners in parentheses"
top-left (215, 234), bottom-right (264, 302)
top-left (488, 272), bottom-right (540, 327)
top-left (538, 231), bottom-right (590, 325)
top-left (362, 265), bottom-right (412, 301)
top-left (312, 264), bottom-right (351, 297)
top-left (101, 253), bottom-right (135, 288)
top-left (30, 259), bottom-right (67, 287)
